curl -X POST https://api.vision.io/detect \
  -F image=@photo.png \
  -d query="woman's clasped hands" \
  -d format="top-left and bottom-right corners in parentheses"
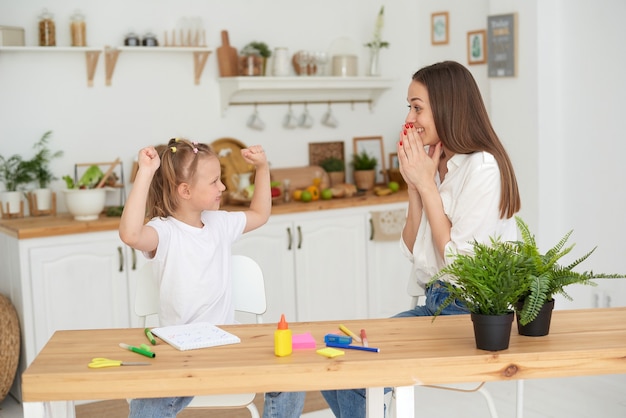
top-left (397, 122), bottom-right (442, 192)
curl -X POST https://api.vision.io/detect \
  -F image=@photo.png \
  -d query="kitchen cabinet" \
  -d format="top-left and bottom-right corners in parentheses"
top-left (233, 202), bottom-right (410, 322)
top-left (0, 229), bottom-right (140, 400)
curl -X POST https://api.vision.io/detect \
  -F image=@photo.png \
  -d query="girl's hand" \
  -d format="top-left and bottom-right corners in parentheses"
top-left (137, 146), bottom-right (161, 174)
top-left (397, 125), bottom-right (441, 192)
top-left (241, 145), bottom-right (268, 168)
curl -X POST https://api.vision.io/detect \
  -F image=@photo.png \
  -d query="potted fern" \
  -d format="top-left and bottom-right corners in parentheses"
top-left (320, 157), bottom-right (345, 186)
top-left (512, 217), bottom-right (626, 336)
top-left (430, 237), bottom-right (535, 351)
top-left (351, 150), bottom-right (377, 191)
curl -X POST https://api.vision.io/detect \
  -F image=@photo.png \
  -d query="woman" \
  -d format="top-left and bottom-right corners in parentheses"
top-left (322, 60), bottom-right (521, 417)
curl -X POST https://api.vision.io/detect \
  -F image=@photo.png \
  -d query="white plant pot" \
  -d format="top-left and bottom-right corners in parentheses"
top-left (1, 191), bottom-right (23, 214)
top-left (63, 188), bottom-right (107, 221)
top-left (32, 188), bottom-right (52, 211)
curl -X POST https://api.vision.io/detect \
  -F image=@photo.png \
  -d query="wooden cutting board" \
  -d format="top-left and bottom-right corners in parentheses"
top-left (271, 166), bottom-right (330, 191)
top-left (217, 30), bottom-right (238, 77)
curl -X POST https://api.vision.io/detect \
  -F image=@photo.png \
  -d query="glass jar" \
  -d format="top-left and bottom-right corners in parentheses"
top-left (124, 32), bottom-right (141, 46)
top-left (70, 10), bottom-right (86, 47)
top-left (142, 32), bottom-right (158, 47)
top-left (38, 9), bottom-right (56, 47)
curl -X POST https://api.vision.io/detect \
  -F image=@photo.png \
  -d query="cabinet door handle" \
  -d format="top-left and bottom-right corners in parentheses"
top-left (131, 248), bottom-right (137, 270)
top-left (117, 246), bottom-right (124, 272)
top-left (369, 218), bottom-right (374, 241)
top-left (287, 227), bottom-right (293, 250)
top-left (297, 225), bottom-right (302, 249)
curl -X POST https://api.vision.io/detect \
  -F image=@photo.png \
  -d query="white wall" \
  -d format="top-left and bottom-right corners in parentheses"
top-left (2, 0), bottom-right (625, 306)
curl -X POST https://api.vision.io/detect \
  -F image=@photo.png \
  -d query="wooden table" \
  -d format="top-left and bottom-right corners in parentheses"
top-left (21, 308), bottom-right (626, 418)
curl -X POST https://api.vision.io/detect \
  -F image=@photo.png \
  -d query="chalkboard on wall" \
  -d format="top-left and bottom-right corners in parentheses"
top-left (487, 13), bottom-right (517, 77)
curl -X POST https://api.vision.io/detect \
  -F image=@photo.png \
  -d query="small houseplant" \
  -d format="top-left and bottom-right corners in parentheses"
top-left (431, 237), bottom-right (535, 351)
top-left (241, 41), bottom-right (271, 76)
top-left (25, 131), bottom-right (63, 214)
top-left (62, 165), bottom-right (108, 221)
top-left (351, 150), bottom-right (378, 191)
top-left (513, 217), bottom-right (626, 336)
top-left (0, 152), bottom-right (33, 216)
top-left (320, 157), bottom-right (346, 186)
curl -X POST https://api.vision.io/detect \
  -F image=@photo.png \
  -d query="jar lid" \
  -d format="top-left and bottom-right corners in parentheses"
top-left (39, 8), bottom-right (54, 19)
top-left (71, 10), bottom-right (85, 21)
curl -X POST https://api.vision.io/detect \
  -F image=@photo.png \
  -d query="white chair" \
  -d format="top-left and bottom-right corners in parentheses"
top-left (402, 278), bottom-right (500, 418)
top-left (134, 255), bottom-right (266, 418)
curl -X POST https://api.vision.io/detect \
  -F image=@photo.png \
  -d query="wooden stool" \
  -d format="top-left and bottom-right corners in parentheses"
top-left (0, 293), bottom-right (20, 402)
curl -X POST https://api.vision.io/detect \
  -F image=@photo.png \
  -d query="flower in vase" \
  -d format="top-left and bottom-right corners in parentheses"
top-left (364, 6), bottom-right (389, 49)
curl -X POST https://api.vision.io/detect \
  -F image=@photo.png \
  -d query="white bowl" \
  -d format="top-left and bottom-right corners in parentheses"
top-left (63, 188), bottom-right (107, 221)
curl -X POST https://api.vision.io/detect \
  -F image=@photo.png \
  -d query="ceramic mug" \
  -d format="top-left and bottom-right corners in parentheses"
top-left (299, 107), bottom-right (314, 129)
top-left (321, 109), bottom-right (338, 128)
top-left (283, 106), bottom-right (298, 129)
top-left (247, 109), bottom-right (265, 131)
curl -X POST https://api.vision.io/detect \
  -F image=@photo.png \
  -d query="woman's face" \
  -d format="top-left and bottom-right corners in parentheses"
top-left (405, 80), bottom-right (440, 146)
top-left (189, 155), bottom-right (226, 211)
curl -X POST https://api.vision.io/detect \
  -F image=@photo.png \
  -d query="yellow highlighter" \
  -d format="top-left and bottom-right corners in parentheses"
top-left (339, 324), bottom-right (362, 343)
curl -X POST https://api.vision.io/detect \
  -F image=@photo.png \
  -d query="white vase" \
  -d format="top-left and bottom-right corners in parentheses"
top-left (367, 47), bottom-right (381, 76)
top-left (32, 188), bottom-right (52, 211)
top-left (0, 191), bottom-right (23, 214)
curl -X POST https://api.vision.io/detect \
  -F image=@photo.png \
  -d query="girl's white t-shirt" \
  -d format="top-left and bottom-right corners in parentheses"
top-left (146, 210), bottom-right (246, 326)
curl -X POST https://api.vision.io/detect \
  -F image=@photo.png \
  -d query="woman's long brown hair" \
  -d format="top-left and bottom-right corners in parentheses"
top-left (413, 61), bottom-right (521, 218)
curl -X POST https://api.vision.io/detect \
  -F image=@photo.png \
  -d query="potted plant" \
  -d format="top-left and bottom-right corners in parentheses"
top-left (0, 152), bottom-right (33, 217)
top-left (430, 237), bottom-right (535, 351)
top-left (513, 217), bottom-right (626, 336)
top-left (351, 150), bottom-right (377, 191)
top-left (241, 41), bottom-right (271, 76)
top-left (320, 157), bottom-right (345, 186)
top-left (24, 131), bottom-right (63, 214)
top-left (62, 165), bottom-right (108, 221)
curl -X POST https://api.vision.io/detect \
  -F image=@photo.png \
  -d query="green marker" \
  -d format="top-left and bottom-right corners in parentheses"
top-left (144, 328), bottom-right (157, 345)
top-left (119, 343), bottom-right (156, 358)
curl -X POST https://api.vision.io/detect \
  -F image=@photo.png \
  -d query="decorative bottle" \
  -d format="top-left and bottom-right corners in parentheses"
top-left (70, 10), bottom-right (86, 47)
top-left (274, 314), bottom-right (292, 357)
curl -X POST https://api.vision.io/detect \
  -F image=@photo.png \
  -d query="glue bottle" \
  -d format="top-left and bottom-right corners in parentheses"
top-left (274, 314), bottom-right (292, 357)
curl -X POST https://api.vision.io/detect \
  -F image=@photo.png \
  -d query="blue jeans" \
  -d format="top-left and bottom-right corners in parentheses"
top-left (321, 282), bottom-right (469, 418)
top-left (128, 392), bottom-right (305, 418)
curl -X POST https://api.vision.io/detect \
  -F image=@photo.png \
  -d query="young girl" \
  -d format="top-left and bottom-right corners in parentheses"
top-left (322, 60), bottom-right (522, 417)
top-left (120, 138), bottom-right (303, 418)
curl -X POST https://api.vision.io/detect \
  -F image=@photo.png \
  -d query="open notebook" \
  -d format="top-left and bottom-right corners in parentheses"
top-left (151, 322), bottom-right (241, 351)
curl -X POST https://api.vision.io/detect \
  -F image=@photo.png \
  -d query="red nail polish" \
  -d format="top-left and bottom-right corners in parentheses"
top-left (399, 141), bottom-right (403, 146)
top-left (409, 123), bottom-right (414, 128)
top-left (403, 129), bottom-right (407, 135)
top-left (404, 123), bottom-right (409, 128)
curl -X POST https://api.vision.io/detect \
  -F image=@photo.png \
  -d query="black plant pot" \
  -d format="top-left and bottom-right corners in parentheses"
top-left (471, 312), bottom-right (514, 351)
top-left (516, 299), bottom-right (555, 337)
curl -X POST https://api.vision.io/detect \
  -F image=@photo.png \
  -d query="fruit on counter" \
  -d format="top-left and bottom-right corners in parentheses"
top-left (300, 190), bottom-right (313, 202)
top-left (293, 189), bottom-right (303, 201)
top-left (388, 181), bottom-right (400, 192)
top-left (330, 183), bottom-right (357, 198)
top-left (320, 188), bottom-right (333, 200)
top-left (271, 187), bottom-right (282, 198)
top-left (270, 180), bottom-right (282, 188)
top-left (306, 185), bottom-right (320, 201)
top-left (242, 184), bottom-right (255, 198)
top-left (373, 186), bottom-right (393, 196)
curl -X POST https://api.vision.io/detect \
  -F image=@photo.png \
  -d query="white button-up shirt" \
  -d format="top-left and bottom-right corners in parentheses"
top-left (400, 151), bottom-right (518, 288)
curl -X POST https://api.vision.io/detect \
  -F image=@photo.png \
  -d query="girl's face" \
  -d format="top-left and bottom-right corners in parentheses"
top-left (188, 155), bottom-right (226, 211)
top-left (405, 80), bottom-right (440, 146)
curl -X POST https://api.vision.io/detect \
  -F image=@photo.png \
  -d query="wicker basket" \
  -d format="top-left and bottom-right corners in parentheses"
top-left (0, 293), bottom-right (20, 403)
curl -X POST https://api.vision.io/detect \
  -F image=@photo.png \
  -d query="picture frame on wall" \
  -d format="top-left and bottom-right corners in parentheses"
top-left (431, 12), bottom-right (449, 45)
top-left (487, 13), bottom-right (518, 77)
top-left (353, 136), bottom-right (387, 184)
top-left (467, 30), bottom-right (487, 65)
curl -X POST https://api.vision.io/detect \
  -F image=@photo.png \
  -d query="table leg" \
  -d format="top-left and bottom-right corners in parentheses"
top-left (393, 386), bottom-right (414, 418)
top-left (516, 380), bottom-right (525, 418)
top-left (23, 401), bottom-right (75, 418)
top-left (365, 387), bottom-right (384, 418)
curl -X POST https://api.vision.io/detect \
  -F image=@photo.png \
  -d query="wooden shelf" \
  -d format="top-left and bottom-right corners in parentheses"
top-left (217, 76), bottom-right (394, 115)
top-left (0, 46), bottom-right (213, 86)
